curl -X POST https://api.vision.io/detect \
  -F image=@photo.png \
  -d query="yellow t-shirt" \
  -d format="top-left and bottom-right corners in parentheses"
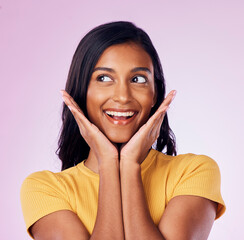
top-left (20, 150), bottom-right (226, 237)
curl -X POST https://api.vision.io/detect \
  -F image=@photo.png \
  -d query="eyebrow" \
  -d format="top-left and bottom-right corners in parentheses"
top-left (93, 67), bottom-right (152, 74)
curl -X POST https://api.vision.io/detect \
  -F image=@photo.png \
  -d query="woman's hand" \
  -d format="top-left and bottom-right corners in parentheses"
top-left (120, 90), bottom-right (176, 164)
top-left (57, 90), bottom-right (125, 240)
top-left (61, 90), bottom-right (119, 165)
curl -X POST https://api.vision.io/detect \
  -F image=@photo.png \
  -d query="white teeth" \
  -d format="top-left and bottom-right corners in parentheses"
top-left (105, 111), bottom-right (135, 117)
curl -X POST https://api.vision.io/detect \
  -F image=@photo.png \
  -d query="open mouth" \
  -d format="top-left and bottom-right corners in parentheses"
top-left (104, 110), bottom-right (138, 125)
top-left (105, 110), bottom-right (136, 120)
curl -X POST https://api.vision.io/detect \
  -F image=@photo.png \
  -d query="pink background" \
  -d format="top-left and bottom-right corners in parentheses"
top-left (1, 0), bottom-right (244, 239)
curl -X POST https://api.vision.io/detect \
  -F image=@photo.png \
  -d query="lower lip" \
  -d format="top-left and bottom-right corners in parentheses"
top-left (104, 112), bottom-right (138, 125)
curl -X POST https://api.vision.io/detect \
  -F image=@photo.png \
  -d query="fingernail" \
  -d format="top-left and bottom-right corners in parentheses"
top-left (68, 105), bottom-right (72, 111)
top-left (60, 90), bottom-right (66, 102)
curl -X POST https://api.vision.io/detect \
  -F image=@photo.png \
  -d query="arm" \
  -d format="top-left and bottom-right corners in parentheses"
top-left (91, 160), bottom-right (124, 240)
top-left (30, 210), bottom-right (90, 240)
top-left (30, 162), bottom-right (124, 240)
top-left (120, 161), bottom-right (165, 240)
top-left (119, 90), bottom-right (174, 239)
top-left (158, 195), bottom-right (217, 240)
top-left (30, 91), bottom-right (124, 240)
top-left (120, 161), bottom-right (217, 240)
top-left (120, 90), bottom-right (217, 239)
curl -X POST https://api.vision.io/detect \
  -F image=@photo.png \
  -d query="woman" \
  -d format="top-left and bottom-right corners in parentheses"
top-left (21, 21), bottom-right (225, 240)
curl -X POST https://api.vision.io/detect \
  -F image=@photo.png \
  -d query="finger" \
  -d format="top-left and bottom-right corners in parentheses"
top-left (61, 94), bottom-right (87, 128)
top-left (146, 104), bottom-right (169, 130)
top-left (157, 90), bottom-right (176, 113)
top-left (155, 111), bottom-right (167, 137)
top-left (70, 107), bottom-right (90, 132)
top-left (60, 90), bottom-right (93, 134)
top-left (147, 90), bottom-right (175, 125)
top-left (147, 103), bottom-right (170, 141)
top-left (136, 110), bottom-right (165, 143)
top-left (60, 90), bottom-right (84, 114)
top-left (154, 90), bottom-right (176, 130)
top-left (145, 90), bottom-right (175, 130)
top-left (151, 111), bottom-right (166, 140)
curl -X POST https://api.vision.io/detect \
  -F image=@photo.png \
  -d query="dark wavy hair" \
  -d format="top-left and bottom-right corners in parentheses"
top-left (56, 21), bottom-right (177, 170)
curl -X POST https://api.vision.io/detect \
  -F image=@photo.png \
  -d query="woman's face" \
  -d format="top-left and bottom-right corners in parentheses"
top-left (86, 42), bottom-right (156, 143)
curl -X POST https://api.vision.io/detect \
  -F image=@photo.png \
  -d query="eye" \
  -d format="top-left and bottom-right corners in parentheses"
top-left (132, 76), bottom-right (147, 83)
top-left (97, 75), bottom-right (112, 82)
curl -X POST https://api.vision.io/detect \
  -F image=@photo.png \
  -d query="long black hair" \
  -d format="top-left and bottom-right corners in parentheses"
top-left (56, 21), bottom-right (176, 170)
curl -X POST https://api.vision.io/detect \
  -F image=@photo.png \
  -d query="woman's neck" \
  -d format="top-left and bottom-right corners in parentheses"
top-left (84, 150), bottom-right (99, 174)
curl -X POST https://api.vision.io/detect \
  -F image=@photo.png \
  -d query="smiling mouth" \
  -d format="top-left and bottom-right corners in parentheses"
top-left (104, 110), bottom-right (138, 124)
top-left (105, 110), bottom-right (135, 119)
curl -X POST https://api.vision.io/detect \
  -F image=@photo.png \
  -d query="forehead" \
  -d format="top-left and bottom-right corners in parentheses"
top-left (95, 42), bottom-right (153, 71)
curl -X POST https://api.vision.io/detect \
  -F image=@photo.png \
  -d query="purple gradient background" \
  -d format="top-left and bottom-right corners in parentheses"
top-left (1, 0), bottom-right (243, 239)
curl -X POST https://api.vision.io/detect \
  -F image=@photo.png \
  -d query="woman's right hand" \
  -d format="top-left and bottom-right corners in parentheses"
top-left (61, 90), bottom-right (119, 166)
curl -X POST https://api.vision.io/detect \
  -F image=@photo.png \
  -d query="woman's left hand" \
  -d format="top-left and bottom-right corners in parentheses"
top-left (120, 90), bottom-right (176, 164)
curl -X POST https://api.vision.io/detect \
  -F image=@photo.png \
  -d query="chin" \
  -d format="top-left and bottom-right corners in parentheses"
top-left (106, 132), bottom-right (132, 144)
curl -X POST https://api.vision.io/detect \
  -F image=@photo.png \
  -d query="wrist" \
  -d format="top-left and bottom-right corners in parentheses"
top-left (98, 158), bottom-right (120, 173)
top-left (120, 159), bottom-right (141, 172)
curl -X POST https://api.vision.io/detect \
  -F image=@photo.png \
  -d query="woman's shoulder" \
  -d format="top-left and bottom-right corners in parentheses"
top-left (149, 149), bottom-right (221, 177)
top-left (150, 150), bottom-right (225, 218)
top-left (23, 169), bottom-right (59, 182)
top-left (20, 166), bottom-right (81, 233)
top-left (152, 149), bottom-right (218, 167)
top-left (21, 164), bottom-right (84, 194)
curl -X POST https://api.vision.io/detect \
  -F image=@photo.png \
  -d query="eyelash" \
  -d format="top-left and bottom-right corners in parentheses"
top-left (131, 75), bottom-right (147, 83)
top-left (96, 74), bottom-right (148, 83)
top-left (96, 75), bottom-right (112, 82)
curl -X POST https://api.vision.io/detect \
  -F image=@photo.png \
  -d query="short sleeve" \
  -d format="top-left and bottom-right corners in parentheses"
top-left (20, 171), bottom-right (73, 238)
top-left (172, 155), bottom-right (226, 219)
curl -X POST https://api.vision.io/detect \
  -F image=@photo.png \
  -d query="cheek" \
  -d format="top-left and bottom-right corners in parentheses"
top-left (86, 88), bottom-right (98, 119)
top-left (138, 89), bottom-right (156, 110)
top-left (86, 88), bottom-right (108, 121)
top-left (136, 92), bottom-right (156, 124)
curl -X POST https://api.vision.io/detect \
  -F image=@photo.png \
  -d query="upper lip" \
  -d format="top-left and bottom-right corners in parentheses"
top-left (103, 108), bottom-right (138, 113)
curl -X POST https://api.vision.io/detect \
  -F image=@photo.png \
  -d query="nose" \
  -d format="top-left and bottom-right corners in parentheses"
top-left (112, 81), bottom-right (132, 104)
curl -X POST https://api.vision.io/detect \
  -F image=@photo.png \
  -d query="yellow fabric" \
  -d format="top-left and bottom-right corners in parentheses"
top-left (20, 149), bottom-right (226, 237)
